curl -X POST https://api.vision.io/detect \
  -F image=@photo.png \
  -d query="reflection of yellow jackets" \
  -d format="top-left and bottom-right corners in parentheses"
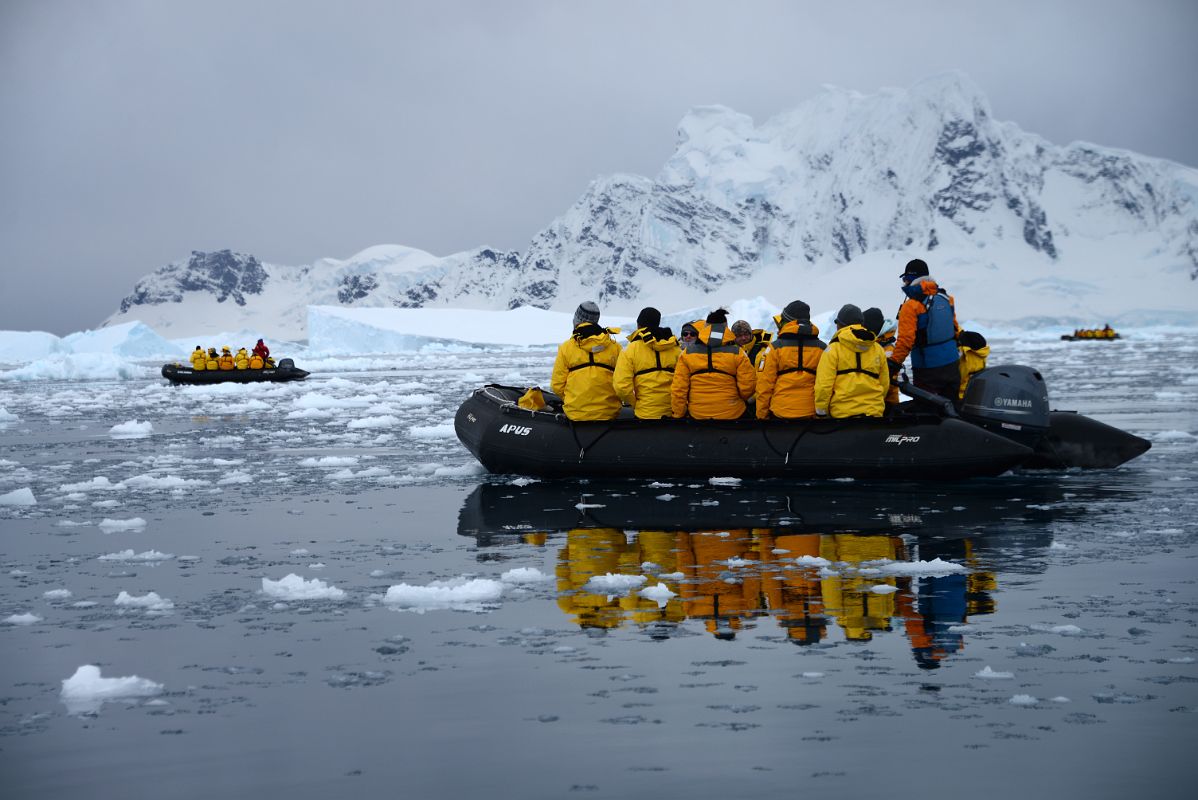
top-left (676, 530), bottom-right (762, 637)
top-left (820, 535), bottom-right (898, 641)
top-left (190, 349), bottom-right (206, 371)
top-left (551, 326), bottom-right (623, 421)
top-left (813, 325), bottom-right (888, 418)
top-left (617, 531), bottom-right (685, 625)
top-left (755, 321), bottom-right (824, 419)
top-left (758, 530), bottom-right (826, 644)
top-left (555, 528), bottom-right (627, 629)
top-left (958, 344), bottom-right (990, 399)
top-left (613, 329), bottom-right (679, 419)
top-left (671, 323), bottom-right (756, 419)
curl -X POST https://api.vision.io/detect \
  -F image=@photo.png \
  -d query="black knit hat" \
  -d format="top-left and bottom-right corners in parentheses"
top-left (958, 330), bottom-right (987, 350)
top-left (781, 300), bottom-right (810, 323)
top-left (902, 258), bottom-right (929, 279)
top-left (705, 308), bottom-right (729, 325)
top-left (573, 301), bottom-right (601, 327)
top-left (636, 307), bottom-right (661, 329)
top-left (834, 303), bottom-right (863, 328)
top-left (862, 307), bottom-right (885, 335)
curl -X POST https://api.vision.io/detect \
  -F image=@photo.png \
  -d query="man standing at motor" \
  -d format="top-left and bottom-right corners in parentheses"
top-left (888, 259), bottom-right (960, 403)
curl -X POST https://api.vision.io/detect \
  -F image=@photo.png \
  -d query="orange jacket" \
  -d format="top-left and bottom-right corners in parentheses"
top-left (671, 321), bottom-right (756, 419)
top-left (755, 320), bottom-right (824, 419)
top-left (891, 277), bottom-right (960, 367)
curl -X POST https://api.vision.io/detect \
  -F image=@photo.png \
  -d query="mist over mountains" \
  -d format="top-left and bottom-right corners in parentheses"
top-left (105, 73), bottom-right (1198, 340)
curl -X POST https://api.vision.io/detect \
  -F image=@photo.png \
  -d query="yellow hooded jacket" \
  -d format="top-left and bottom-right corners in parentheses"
top-left (958, 343), bottom-right (990, 399)
top-left (813, 324), bottom-right (888, 418)
top-left (550, 324), bottom-right (623, 421)
top-left (755, 320), bottom-right (824, 419)
top-left (190, 348), bottom-right (206, 371)
top-left (671, 321), bottom-right (756, 419)
top-left (613, 327), bottom-right (679, 419)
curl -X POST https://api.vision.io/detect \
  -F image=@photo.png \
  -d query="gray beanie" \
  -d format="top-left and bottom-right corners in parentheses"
top-left (573, 301), bottom-right (601, 327)
top-left (834, 303), bottom-right (863, 328)
top-left (781, 300), bottom-right (810, 323)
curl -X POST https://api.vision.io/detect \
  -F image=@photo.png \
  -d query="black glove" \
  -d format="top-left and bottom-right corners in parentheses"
top-left (886, 359), bottom-right (902, 377)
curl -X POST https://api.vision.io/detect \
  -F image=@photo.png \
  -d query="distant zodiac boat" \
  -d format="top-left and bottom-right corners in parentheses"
top-left (161, 358), bottom-right (309, 385)
top-left (454, 365), bottom-right (1150, 480)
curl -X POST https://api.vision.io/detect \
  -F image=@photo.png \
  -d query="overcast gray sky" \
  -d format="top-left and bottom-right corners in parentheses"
top-left (2, 0), bottom-right (1196, 334)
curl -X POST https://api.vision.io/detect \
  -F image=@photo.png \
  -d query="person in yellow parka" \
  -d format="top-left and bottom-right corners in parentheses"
top-left (864, 308), bottom-right (901, 408)
top-left (217, 347), bottom-right (235, 370)
top-left (550, 301), bottom-right (623, 421)
top-left (671, 309), bottom-right (756, 420)
top-left (249, 352), bottom-right (265, 369)
top-left (234, 347), bottom-right (250, 370)
top-left (189, 346), bottom-right (206, 371)
top-left (206, 348), bottom-right (219, 370)
top-left (756, 300), bottom-right (825, 420)
top-left (956, 330), bottom-right (990, 400)
top-left (814, 304), bottom-right (888, 419)
top-left (613, 307), bottom-right (678, 420)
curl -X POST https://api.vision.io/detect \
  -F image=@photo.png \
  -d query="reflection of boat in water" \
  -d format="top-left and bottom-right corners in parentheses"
top-left (454, 366), bottom-right (1150, 479)
top-left (457, 478), bottom-right (1136, 666)
top-left (457, 479), bottom-right (1102, 547)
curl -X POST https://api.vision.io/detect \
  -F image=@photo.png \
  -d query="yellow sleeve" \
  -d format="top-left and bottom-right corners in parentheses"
top-left (755, 350), bottom-right (777, 418)
top-left (813, 343), bottom-right (838, 413)
top-left (670, 355), bottom-right (692, 418)
top-left (612, 344), bottom-right (636, 407)
top-left (550, 342), bottom-right (570, 397)
top-left (735, 352), bottom-right (756, 400)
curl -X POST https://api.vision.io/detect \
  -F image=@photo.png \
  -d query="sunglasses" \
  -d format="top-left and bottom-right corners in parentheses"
top-left (682, 332), bottom-right (697, 338)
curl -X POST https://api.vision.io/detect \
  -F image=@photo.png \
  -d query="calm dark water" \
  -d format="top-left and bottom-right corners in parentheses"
top-left (1, 336), bottom-right (1196, 799)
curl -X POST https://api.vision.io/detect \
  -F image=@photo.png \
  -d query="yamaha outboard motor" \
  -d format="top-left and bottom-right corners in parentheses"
top-left (960, 365), bottom-right (1050, 448)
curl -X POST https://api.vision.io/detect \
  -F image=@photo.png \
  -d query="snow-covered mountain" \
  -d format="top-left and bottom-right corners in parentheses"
top-left (105, 72), bottom-right (1198, 339)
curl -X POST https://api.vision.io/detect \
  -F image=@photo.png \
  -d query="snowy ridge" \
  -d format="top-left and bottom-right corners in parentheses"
top-left (92, 72), bottom-right (1198, 339)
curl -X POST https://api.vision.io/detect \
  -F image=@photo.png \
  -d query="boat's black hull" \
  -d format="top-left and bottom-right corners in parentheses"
top-left (454, 386), bottom-right (1034, 480)
top-left (161, 364), bottom-right (309, 385)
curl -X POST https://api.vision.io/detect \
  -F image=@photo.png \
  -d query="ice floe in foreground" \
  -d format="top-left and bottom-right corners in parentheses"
top-left (60, 664), bottom-right (164, 715)
top-left (3, 612), bottom-right (42, 625)
top-left (261, 573), bottom-right (346, 601)
top-left (0, 487), bottom-right (36, 506)
top-left (381, 577), bottom-right (505, 612)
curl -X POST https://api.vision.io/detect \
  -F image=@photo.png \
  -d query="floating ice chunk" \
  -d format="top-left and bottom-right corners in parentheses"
top-left (299, 456), bottom-right (359, 467)
top-left (509, 477), bottom-right (538, 487)
top-left (347, 415), bottom-right (399, 430)
top-left (308, 563), bottom-right (326, 570)
top-left (409, 423), bottom-right (456, 439)
top-left (98, 550), bottom-right (174, 562)
top-left (433, 463), bottom-right (485, 477)
top-left (655, 494), bottom-right (676, 501)
top-left (290, 548), bottom-right (311, 556)
top-left (868, 558), bottom-right (966, 576)
top-left (709, 477), bottom-right (740, 486)
top-left (55, 519), bottom-right (93, 527)
top-left (44, 589), bottom-right (73, 599)
top-left (59, 476), bottom-right (116, 492)
top-left (1167, 657), bottom-right (1196, 664)
top-left (92, 499), bottom-right (120, 508)
top-left (60, 665), bottom-right (163, 715)
top-left (869, 584), bottom-right (899, 594)
top-left (3, 612), bottom-right (41, 625)
top-left (114, 591), bottom-right (174, 612)
top-left (1153, 430), bottom-right (1195, 441)
top-left (720, 557), bottom-right (756, 568)
top-left (381, 577), bottom-right (505, 612)
top-left (575, 503), bottom-right (605, 510)
top-left (1032, 623), bottom-right (1084, 635)
top-left (0, 487), bottom-right (35, 506)
top-left (793, 555), bottom-right (832, 567)
top-left (639, 582), bottom-right (677, 607)
top-left (501, 567), bottom-right (550, 584)
top-left (119, 474), bottom-right (205, 490)
top-left (584, 573), bottom-right (647, 595)
top-left (801, 672), bottom-right (824, 679)
top-left (975, 666), bottom-right (1015, 679)
top-left (0, 353), bottom-right (149, 382)
top-left (1009, 694), bottom-right (1038, 705)
top-left (98, 517), bottom-right (147, 532)
top-left (109, 420), bottom-right (153, 437)
top-left (0, 406), bottom-right (17, 422)
top-left (657, 571), bottom-right (684, 581)
top-left (261, 573), bottom-right (346, 601)
top-left (1050, 696), bottom-right (1071, 703)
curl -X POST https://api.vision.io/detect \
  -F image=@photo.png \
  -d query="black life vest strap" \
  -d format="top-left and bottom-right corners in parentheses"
top-left (836, 351), bottom-right (879, 379)
top-left (633, 350), bottom-right (674, 377)
top-left (567, 351), bottom-right (614, 373)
